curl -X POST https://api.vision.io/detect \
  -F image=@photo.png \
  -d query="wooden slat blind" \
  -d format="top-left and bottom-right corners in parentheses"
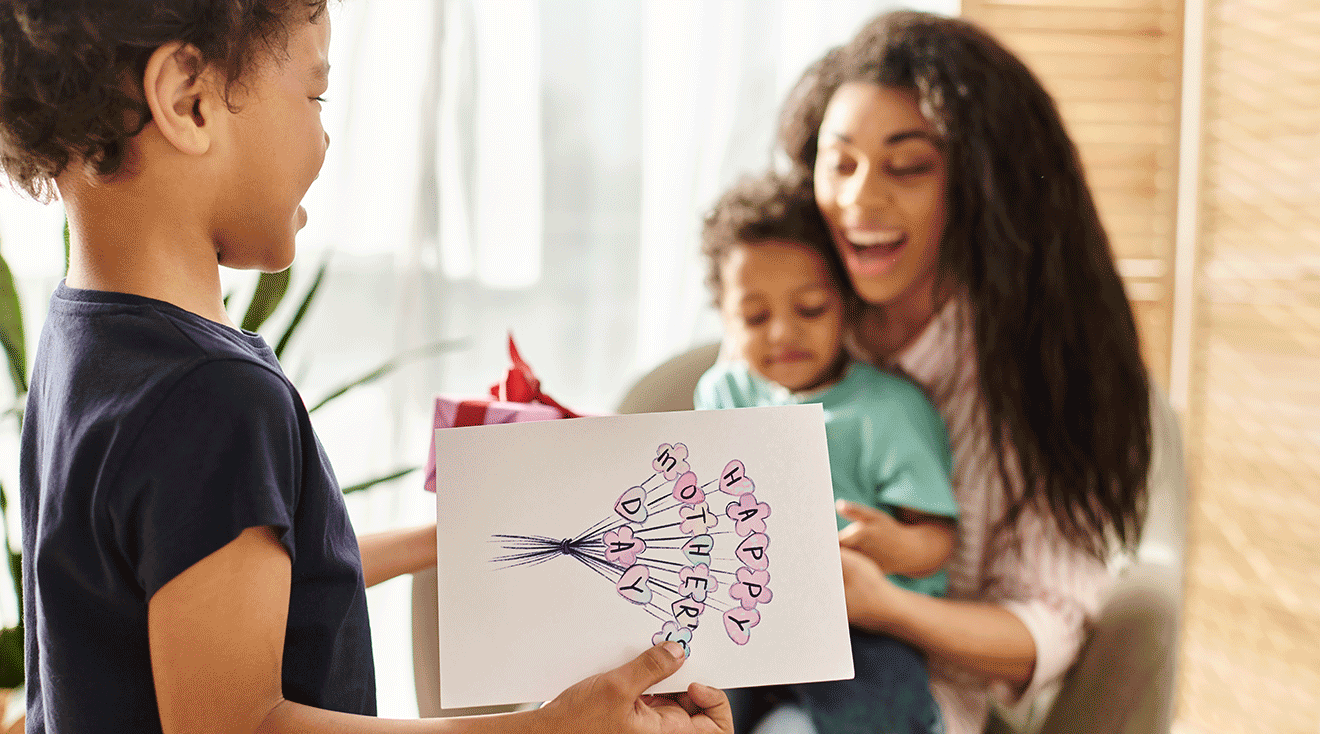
top-left (1178, 0), bottom-right (1320, 731)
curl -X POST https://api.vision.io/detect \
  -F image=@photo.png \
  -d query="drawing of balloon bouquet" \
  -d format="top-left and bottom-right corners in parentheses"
top-left (491, 442), bottom-right (774, 655)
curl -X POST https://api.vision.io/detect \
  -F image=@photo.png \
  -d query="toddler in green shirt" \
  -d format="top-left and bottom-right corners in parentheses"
top-left (694, 172), bottom-right (956, 734)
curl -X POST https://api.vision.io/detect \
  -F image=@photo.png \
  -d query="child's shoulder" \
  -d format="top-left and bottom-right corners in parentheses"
top-left (49, 284), bottom-right (274, 363)
top-left (839, 362), bottom-right (943, 423)
top-left (37, 284), bottom-right (294, 428)
top-left (695, 360), bottom-right (767, 409)
top-left (697, 358), bottom-right (747, 383)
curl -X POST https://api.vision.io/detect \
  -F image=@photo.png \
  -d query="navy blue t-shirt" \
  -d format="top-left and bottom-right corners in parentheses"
top-left (19, 283), bottom-right (376, 731)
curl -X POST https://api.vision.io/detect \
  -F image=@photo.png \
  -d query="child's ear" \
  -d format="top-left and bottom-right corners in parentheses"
top-left (142, 42), bottom-right (216, 156)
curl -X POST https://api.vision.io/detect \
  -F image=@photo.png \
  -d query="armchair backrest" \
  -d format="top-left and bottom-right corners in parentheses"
top-left (615, 343), bottom-right (721, 415)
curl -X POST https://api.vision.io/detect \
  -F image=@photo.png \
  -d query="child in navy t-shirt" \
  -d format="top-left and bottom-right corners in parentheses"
top-left (5, 2), bottom-right (730, 732)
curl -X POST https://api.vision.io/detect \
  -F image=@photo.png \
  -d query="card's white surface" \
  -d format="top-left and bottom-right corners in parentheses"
top-left (433, 404), bottom-right (853, 709)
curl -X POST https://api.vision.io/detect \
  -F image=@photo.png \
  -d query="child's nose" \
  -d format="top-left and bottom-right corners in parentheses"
top-left (768, 315), bottom-right (797, 343)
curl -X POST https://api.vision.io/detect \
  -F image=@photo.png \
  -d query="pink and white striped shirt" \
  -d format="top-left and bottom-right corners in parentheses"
top-left (874, 297), bottom-right (1114, 734)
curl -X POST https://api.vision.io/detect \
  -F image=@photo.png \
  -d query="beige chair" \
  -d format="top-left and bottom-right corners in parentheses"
top-left (1008, 388), bottom-right (1188, 734)
top-left (413, 343), bottom-right (1188, 734)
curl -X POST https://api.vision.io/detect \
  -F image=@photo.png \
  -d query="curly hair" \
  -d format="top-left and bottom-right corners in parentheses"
top-left (779, 11), bottom-right (1152, 559)
top-left (701, 171), bottom-right (849, 309)
top-left (0, 0), bottom-right (329, 201)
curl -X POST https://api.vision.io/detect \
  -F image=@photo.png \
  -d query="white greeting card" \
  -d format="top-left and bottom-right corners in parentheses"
top-left (433, 404), bottom-right (853, 709)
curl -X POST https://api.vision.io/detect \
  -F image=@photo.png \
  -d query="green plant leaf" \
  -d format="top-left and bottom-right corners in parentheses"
top-left (6, 552), bottom-right (17, 629)
top-left (240, 268), bottom-right (292, 333)
top-left (274, 258), bottom-right (329, 360)
top-left (293, 359), bottom-right (314, 388)
top-left (308, 338), bottom-right (466, 414)
top-left (339, 466), bottom-right (419, 495)
top-left (0, 625), bottom-right (22, 689)
top-left (0, 250), bottom-right (27, 397)
top-left (0, 481), bottom-right (19, 627)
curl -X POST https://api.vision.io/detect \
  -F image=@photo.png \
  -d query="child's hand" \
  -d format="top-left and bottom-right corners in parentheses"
top-left (837, 499), bottom-right (955, 578)
top-left (535, 642), bottom-right (733, 734)
top-left (836, 499), bottom-right (901, 568)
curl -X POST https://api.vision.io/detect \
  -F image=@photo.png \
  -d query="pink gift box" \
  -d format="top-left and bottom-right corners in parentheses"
top-left (423, 396), bottom-right (565, 492)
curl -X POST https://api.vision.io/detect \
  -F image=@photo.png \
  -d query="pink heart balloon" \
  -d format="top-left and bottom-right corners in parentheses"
top-left (672, 471), bottom-right (704, 505)
top-left (723, 606), bottom-right (761, 645)
top-left (616, 564), bottom-right (653, 605)
top-left (614, 485), bottom-right (648, 524)
top-left (735, 533), bottom-right (770, 570)
top-left (719, 459), bottom-right (755, 495)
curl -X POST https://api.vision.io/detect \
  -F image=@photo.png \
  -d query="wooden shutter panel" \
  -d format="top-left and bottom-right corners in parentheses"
top-left (1177, 0), bottom-right (1320, 731)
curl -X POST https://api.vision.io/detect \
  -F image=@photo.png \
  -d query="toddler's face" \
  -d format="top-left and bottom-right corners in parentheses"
top-left (719, 240), bottom-right (847, 393)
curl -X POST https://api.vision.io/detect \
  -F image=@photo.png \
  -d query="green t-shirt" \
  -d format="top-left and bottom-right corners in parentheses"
top-left (694, 360), bottom-right (957, 597)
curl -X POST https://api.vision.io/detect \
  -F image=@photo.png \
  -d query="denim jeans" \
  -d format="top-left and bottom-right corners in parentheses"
top-left (729, 629), bottom-right (942, 734)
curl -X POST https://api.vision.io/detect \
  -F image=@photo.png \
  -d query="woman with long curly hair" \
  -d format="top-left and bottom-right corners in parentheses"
top-left (751, 10), bottom-right (1154, 734)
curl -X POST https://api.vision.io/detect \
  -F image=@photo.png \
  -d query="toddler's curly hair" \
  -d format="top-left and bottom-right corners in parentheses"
top-left (0, 0), bottom-right (328, 201)
top-left (701, 171), bottom-right (847, 308)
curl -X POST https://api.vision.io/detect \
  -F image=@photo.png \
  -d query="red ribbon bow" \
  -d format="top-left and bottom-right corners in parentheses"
top-left (489, 333), bottom-right (581, 418)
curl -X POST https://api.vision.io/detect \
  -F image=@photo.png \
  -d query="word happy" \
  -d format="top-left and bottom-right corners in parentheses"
top-left (619, 446), bottom-right (772, 653)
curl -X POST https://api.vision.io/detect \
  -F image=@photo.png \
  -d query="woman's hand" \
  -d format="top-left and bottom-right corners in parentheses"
top-left (838, 546), bottom-right (904, 633)
top-left (536, 642), bottom-right (732, 734)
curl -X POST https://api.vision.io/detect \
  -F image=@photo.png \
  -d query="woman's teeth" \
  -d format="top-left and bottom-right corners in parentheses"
top-left (847, 231), bottom-right (905, 250)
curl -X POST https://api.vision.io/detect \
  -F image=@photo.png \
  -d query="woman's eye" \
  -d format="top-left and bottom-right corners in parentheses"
top-left (743, 312), bottom-right (770, 327)
top-left (888, 162), bottom-right (934, 177)
top-left (832, 156), bottom-right (857, 176)
top-left (798, 304), bottom-right (830, 319)
top-left (820, 151), bottom-right (857, 176)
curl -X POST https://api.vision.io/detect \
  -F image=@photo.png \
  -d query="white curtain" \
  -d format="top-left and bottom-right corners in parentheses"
top-left (0, 0), bottom-right (957, 717)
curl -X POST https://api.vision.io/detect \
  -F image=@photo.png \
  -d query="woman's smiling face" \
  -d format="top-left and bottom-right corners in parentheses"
top-left (813, 82), bottom-right (947, 312)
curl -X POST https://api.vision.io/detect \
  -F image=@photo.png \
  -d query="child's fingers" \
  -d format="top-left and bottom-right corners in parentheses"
top-left (604, 642), bottom-right (686, 700)
top-left (837, 521), bottom-right (865, 549)
top-left (835, 499), bottom-right (887, 524)
top-left (652, 691), bottom-right (701, 715)
top-left (685, 682), bottom-right (734, 733)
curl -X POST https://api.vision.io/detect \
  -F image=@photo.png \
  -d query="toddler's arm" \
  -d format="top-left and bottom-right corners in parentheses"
top-left (149, 526), bottom-right (732, 734)
top-left (837, 500), bottom-right (954, 578)
top-left (358, 523), bottom-right (437, 587)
